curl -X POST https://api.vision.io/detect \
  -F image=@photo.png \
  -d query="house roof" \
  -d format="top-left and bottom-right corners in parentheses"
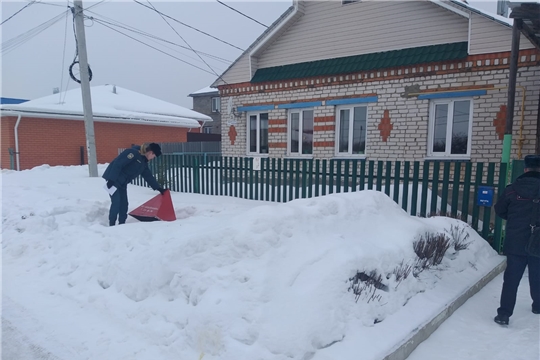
top-left (188, 86), bottom-right (219, 97)
top-left (0, 97), bottom-right (28, 105)
top-left (251, 42), bottom-right (468, 83)
top-left (0, 85), bottom-right (212, 128)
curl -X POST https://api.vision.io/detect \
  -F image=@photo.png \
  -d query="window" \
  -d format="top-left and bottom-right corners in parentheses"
top-left (336, 105), bottom-right (367, 156)
top-left (428, 99), bottom-right (472, 158)
top-left (211, 97), bottom-right (220, 113)
top-left (247, 112), bottom-right (269, 154)
top-left (203, 126), bottom-right (212, 134)
top-left (288, 109), bottom-right (314, 155)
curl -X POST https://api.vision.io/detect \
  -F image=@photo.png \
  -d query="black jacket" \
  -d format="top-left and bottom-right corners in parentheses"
top-left (102, 146), bottom-right (161, 190)
top-left (495, 171), bottom-right (540, 256)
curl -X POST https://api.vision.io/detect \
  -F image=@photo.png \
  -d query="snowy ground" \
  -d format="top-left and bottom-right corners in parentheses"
top-left (408, 272), bottom-right (540, 360)
top-left (2, 164), bottom-right (506, 360)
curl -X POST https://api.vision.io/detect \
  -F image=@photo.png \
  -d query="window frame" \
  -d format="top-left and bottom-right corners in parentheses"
top-left (287, 108), bottom-right (314, 157)
top-left (211, 97), bottom-right (220, 113)
top-left (246, 112), bottom-right (269, 156)
top-left (334, 104), bottom-right (369, 157)
top-left (427, 98), bottom-right (473, 160)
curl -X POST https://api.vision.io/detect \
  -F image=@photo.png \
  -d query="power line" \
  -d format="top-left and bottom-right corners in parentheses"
top-left (92, 19), bottom-right (217, 75)
top-left (1, 1), bottom-right (36, 26)
top-left (144, 0), bottom-right (223, 80)
top-left (133, 0), bottom-right (244, 51)
top-left (1, 10), bottom-right (69, 55)
top-left (85, 12), bottom-right (231, 64)
top-left (215, 0), bottom-right (268, 28)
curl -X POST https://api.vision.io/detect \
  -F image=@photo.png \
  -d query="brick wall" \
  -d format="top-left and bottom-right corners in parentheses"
top-left (219, 51), bottom-right (540, 162)
top-left (1, 117), bottom-right (190, 170)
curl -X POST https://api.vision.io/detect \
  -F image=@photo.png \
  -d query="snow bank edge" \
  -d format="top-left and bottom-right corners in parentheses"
top-left (383, 258), bottom-right (507, 360)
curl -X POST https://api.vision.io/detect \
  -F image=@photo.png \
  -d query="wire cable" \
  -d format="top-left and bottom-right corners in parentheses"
top-left (133, 0), bottom-right (244, 51)
top-left (92, 20), bottom-right (217, 75)
top-left (1, 1), bottom-right (36, 26)
top-left (145, 0), bottom-right (223, 80)
top-left (215, 0), bottom-right (268, 28)
top-left (1, 10), bottom-right (69, 55)
top-left (86, 13), bottom-right (231, 64)
top-left (58, 0), bottom-right (70, 103)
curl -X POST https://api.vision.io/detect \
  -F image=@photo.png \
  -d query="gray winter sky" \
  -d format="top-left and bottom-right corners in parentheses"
top-left (1, 0), bottom-right (498, 109)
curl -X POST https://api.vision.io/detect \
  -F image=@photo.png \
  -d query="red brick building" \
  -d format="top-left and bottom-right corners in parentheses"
top-left (1, 85), bottom-right (211, 170)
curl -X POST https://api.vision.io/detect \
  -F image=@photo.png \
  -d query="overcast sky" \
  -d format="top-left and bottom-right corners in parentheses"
top-left (1, 0), bottom-right (498, 109)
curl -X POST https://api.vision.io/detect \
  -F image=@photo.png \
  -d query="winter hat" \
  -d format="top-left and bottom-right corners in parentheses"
top-left (525, 155), bottom-right (540, 169)
top-left (146, 143), bottom-right (162, 157)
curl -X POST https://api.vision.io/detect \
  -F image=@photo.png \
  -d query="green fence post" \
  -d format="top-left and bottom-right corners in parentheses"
top-left (451, 162), bottom-right (462, 218)
top-left (472, 163), bottom-right (484, 232)
top-left (441, 162), bottom-right (451, 216)
top-left (315, 159), bottom-right (321, 197)
top-left (411, 162), bottom-right (420, 216)
top-left (402, 161), bottom-right (410, 212)
top-left (430, 161), bottom-right (440, 216)
top-left (482, 163), bottom-right (496, 240)
top-left (493, 162), bottom-right (508, 253)
top-left (376, 161), bottom-right (383, 192)
top-left (322, 159), bottom-right (327, 196)
top-left (193, 156), bottom-right (200, 194)
top-left (393, 161), bottom-right (401, 204)
top-left (420, 161), bottom-right (430, 217)
top-left (352, 159), bottom-right (358, 192)
top-left (344, 160), bottom-right (350, 193)
top-left (384, 161), bottom-right (392, 196)
top-left (461, 162), bottom-right (473, 223)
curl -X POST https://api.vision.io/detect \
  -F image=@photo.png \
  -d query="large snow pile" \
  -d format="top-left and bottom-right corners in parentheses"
top-left (2, 165), bottom-right (503, 360)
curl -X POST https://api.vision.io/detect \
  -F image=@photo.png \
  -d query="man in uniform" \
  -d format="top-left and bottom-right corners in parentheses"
top-left (103, 143), bottom-right (165, 226)
top-left (494, 154), bottom-right (540, 325)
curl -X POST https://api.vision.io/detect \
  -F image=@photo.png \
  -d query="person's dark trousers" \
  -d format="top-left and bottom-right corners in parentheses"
top-left (498, 253), bottom-right (540, 317)
top-left (108, 186), bottom-right (129, 226)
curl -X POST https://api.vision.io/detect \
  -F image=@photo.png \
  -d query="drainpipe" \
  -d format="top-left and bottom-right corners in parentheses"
top-left (14, 114), bottom-right (22, 171)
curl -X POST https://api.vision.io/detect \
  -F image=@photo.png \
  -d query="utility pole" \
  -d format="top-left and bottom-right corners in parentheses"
top-left (73, 0), bottom-right (98, 177)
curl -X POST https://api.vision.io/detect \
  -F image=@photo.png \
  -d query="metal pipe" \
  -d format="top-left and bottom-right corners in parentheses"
top-left (14, 114), bottom-right (22, 171)
top-left (502, 18), bottom-right (522, 164)
top-left (517, 86), bottom-right (526, 159)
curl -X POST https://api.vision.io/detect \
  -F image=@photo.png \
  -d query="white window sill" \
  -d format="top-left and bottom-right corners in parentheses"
top-left (285, 155), bottom-right (314, 160)
top-left (424, 156), bottom-right (471, 161)
top-left (333, 155), bottom-right (367, 160)
top-left (246, 153), bottom-right (270, 158)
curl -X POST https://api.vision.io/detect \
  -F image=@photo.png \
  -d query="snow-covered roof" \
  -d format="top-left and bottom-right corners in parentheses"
top-left (0, 85), bottom-right (212, 128)
top-left (188, 86), bottom-right (219, 96)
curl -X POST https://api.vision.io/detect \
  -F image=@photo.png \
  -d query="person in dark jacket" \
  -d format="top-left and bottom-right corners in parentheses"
top-left (102, 143), bottom-right (165, 226)
top-left (493, 154), bottom-right (540, 325)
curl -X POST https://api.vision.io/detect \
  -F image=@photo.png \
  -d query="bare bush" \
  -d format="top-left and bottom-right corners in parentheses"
top-left (448, 224), bottom-right (472, 251)
top-left (391, 260), bottom-right (413, 287)
top-left (413, 232), bottom-right (451, 273)
top-left (348, 270), bottom-right (388, 303)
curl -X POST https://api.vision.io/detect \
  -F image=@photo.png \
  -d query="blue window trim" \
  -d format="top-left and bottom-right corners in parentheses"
top-left (418, 90), bottom-right (487, 100)
top-left (277, 101), bottom-right (322, 109)
top-left (237, 105), bottom-right (275, 112)
top-left (326, 96), bottom-right (379, 106)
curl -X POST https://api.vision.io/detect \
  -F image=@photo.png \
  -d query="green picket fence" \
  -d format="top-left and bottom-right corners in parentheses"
top-left (133, 154), bottom-right (512, 252)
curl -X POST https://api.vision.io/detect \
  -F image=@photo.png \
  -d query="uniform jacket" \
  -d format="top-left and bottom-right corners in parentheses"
top-left (102, 146), bottom-right (161, 190)
top-left (495, 171), bottom-right (540, 256)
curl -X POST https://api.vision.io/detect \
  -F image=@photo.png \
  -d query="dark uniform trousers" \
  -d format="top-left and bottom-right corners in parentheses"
top-left (498, 253), bottom-right (540, 317)
top-left (109, 187), bottom-right (129, 226)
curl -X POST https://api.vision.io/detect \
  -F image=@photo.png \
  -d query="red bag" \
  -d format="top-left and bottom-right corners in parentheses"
top-left (128, 190), bottom-right (176, 222)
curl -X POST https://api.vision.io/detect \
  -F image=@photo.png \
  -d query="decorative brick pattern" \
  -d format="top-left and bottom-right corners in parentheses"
top-left (378, 110), bottom-right (393, 142)
top-left (228, 125), bottom-right (237, 145)
top-left (219, 55), bottom-right (539, 162)
top-left (493, 105), bottom-right (507, 141)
